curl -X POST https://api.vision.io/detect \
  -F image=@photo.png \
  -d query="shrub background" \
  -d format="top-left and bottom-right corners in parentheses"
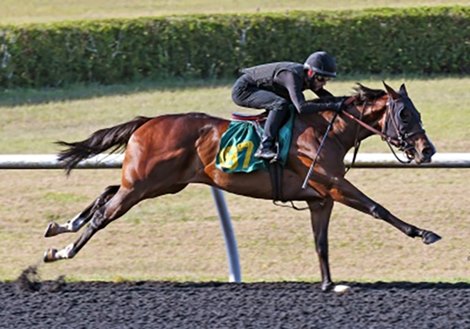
top-left (0, 6), bottom-right (468, 88)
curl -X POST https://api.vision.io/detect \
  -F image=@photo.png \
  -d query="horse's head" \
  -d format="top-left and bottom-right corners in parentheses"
top-left (382, 82), bottom-right (436, 164)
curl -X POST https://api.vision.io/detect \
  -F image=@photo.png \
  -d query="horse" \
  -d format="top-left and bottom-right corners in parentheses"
top-left (43, 82), bottom-right (441, 291)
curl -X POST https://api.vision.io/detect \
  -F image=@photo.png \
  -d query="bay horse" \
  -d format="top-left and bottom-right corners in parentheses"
top-left (43, 82), bottom-right (441, 291)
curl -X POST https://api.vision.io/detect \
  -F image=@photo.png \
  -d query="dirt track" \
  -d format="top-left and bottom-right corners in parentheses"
top-left (1, 275), bottom-right (469, 329)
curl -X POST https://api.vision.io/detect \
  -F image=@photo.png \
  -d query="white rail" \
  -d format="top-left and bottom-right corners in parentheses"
top-left (344, 152), bottom-right (470, 168)
top-left (0, 153), bottom-right (469, 169)
top-left (0, 154), bottom-right (124, 169)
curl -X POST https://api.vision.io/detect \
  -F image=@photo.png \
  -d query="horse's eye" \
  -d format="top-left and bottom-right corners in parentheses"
top-left (398, 109), bottom-right (409, 123)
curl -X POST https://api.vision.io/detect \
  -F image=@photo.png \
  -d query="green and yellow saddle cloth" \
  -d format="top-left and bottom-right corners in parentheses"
top-left (216, 109), bottom-right (295, 173)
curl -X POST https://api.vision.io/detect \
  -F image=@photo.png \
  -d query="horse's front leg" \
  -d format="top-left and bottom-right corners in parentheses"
top-left (314, 173), bottom-right (441, 244)
top-left (44, 185), bottom-right (119, 237)
top-left (307, 198), bottom-right (334, 291)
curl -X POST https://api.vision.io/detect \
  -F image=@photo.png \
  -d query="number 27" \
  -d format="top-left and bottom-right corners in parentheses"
top-left (219, 141), bottom-right (255, 169)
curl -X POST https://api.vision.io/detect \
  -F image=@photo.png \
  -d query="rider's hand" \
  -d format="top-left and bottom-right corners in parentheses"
top-left (331, 100), bottom-right (345, 113)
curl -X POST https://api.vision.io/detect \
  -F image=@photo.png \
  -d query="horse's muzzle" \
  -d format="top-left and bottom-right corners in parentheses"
top-left (412, 141), bottom-right (436, 164)
top-left (403, 132), bottom-right (436, 164)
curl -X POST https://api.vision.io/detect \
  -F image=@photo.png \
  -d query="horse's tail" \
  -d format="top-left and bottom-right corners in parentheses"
top-left (57, 116), bottom-right (152, 174)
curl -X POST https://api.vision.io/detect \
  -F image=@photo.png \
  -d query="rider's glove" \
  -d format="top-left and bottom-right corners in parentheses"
top-left (332, 99), bottom-right (346, 113)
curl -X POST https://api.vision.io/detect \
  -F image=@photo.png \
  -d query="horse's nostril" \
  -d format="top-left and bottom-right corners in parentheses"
top-left (422, 147), bottom-right (435, 158)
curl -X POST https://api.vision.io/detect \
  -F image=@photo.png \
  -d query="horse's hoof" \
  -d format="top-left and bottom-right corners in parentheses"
top-left (44, 222), bottom-right (59, 237)
top-left (43, 248), bottom-right (58, 262)
top-left (422, 231), bottom-right (442, 245)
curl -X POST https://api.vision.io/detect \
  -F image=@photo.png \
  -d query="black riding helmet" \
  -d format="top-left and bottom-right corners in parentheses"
top-left (303, 51), bottom-right (337, 78)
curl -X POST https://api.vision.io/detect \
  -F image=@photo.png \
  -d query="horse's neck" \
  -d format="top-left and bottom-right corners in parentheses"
top-left (293, 96), bottom-right (388, 158)
top-left (337, 97), bottom-right (388, 151)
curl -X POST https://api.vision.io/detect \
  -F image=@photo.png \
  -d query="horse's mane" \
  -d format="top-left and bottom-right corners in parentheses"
top-left (352, 83), bottom-right (386, 103)
top-left (308, 83), bottom-right (386, 104)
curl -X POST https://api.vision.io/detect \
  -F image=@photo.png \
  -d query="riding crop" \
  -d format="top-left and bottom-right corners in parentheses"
top-left (301, 112), bottom-right (339, 189)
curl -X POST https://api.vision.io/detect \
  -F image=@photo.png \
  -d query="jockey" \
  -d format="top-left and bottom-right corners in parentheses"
top-left (231, 51), bottom-right (344, 160)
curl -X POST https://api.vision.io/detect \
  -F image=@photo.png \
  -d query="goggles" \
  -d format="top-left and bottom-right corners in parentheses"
top-left (315, 75), bottom-right (331, 82)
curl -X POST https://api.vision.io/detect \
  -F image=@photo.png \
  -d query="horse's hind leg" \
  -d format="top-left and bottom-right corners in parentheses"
top-left (44, 185), bottom-right (119, 237)
top-left (43, 183), bottom-right (187, 262)
top-left (44, 186), bottom-right (137, 262)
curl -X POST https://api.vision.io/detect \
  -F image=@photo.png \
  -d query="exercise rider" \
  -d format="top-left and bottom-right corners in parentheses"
top-left (231, 51), bottom-right (344, 160)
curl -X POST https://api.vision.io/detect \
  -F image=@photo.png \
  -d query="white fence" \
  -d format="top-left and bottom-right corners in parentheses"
top-left (1, 152), bottom-right (469, 283)
top-left (1, 153), bottom-right (470, 169)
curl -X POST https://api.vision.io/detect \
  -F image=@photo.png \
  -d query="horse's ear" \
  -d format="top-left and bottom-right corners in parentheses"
top-left (383, 81), bottom-right (400, 99)
top-left (399, 83), bottom-right (408, 96)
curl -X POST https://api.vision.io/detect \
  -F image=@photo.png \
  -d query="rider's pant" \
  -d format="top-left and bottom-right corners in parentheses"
top-left (232, 74), bottom-right (291, 144)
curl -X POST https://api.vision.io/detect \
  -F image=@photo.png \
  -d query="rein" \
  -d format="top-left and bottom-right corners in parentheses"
top-left (341, 110), bottom-right (398, 146)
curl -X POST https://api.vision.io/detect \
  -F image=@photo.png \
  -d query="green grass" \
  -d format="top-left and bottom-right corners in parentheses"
top-left (1, 76), bottom-right (469, 153)
top-left (2, 0), bottom-right (467, 24)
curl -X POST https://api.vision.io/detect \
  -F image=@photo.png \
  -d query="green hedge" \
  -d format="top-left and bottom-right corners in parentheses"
top-left (0, 6), bottom-right (468, 88)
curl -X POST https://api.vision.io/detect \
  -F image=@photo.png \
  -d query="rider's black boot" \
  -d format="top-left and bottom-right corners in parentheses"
top-left (254, 137), bottom-right (277, 160)
top-left (254, 109), bottom-right (288, 160)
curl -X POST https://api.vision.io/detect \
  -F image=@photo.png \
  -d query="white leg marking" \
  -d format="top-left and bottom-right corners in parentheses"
top-left (55, 243), bottom-right (75, 259)
top-left (67, 212), bottom-right (86, 232)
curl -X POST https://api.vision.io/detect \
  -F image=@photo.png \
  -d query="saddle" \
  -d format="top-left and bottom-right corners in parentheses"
top-left (231, 111), bottom-right (267, 122)
top-left (216, 110), bottom-right (294, 201)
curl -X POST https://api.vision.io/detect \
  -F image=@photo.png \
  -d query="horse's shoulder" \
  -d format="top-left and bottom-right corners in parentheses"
top-left (293, 112), bottom-right (328, 131)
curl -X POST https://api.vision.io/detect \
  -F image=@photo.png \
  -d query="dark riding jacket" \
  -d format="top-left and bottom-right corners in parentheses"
top-left (240, 62), bottom-right (336, 114)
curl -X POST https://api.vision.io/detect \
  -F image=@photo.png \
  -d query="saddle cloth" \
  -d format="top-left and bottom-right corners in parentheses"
top-left (216, 110), bottom-right (295, 173)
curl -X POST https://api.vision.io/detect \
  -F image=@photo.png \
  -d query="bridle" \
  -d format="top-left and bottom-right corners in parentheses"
top-left (383, 97), bottom-right (426, 158)
top-left (301, 92), bottom-right (425, 190)
top-left (341, 94), bottom-right (425, 165)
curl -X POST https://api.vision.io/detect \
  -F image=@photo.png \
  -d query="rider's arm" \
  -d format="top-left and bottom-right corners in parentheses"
top-left (275, 70), bottom-right (341, 114)
top-left (314, 88), bottom-right (334, 98)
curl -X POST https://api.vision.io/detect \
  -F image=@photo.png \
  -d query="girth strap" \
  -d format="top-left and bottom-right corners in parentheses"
top-left (268, 158), bottom-right (285, 202)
